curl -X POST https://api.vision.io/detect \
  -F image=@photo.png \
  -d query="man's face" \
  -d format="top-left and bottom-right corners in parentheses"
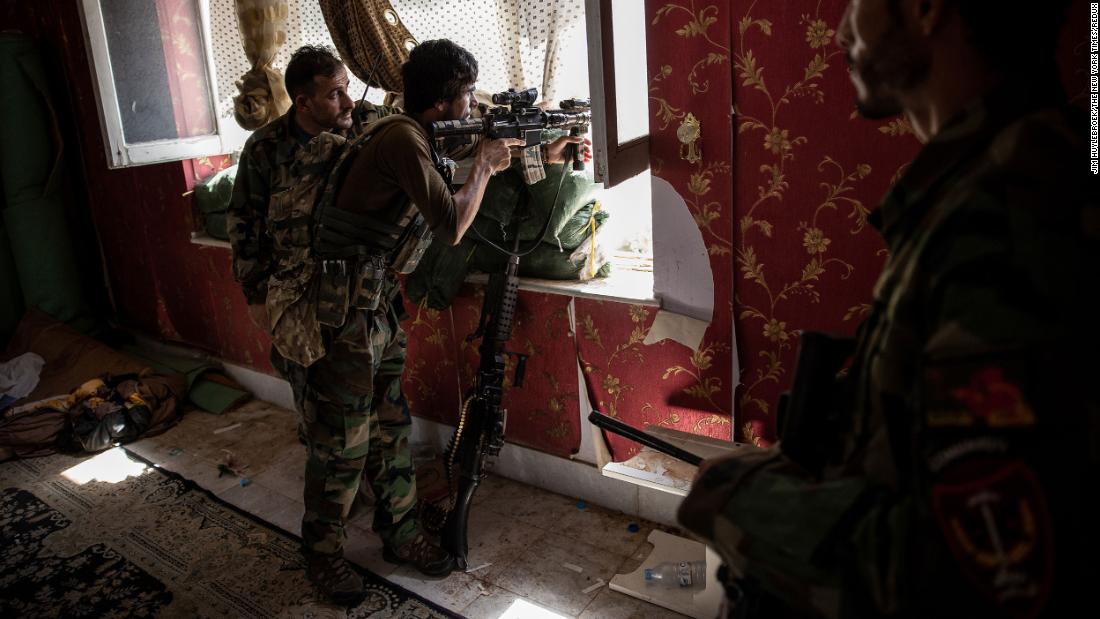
top-left (836, 0), bottom-right (931, 118)
top-left (441, 84), bottom-right (477, 121)
top-left (301, 67), bottom-right (354, 131)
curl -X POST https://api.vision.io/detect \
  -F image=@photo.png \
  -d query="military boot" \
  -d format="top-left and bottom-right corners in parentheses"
top-left (382, 533), bottom-right (455, 577)
top-left (305, 553), bottom-right (365, 606)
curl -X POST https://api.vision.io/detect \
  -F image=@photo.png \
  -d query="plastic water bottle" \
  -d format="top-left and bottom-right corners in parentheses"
top-left (643, 560), bottom-right (706, 587)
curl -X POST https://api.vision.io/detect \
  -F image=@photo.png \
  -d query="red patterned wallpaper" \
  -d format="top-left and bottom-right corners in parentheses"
top-left (729, 0), bottom-right (918, 445)
top-left (400, 286), bottom-right (582, 456)
top-left (726, 0), bottom-right (1091, 445)
top-left (572, 0), bottom-right (737, 459)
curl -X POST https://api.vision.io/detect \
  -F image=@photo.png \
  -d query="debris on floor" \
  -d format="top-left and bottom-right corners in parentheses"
top-left (213, 422), bottom-right (242, 435)
top-left (217, 449), bottom-right (248, 477)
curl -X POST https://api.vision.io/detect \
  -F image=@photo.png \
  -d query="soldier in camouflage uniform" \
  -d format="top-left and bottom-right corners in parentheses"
top-left (226, 46), bottom-right (454, 606)
top-left (679, 2), bottom-right (1098, 617)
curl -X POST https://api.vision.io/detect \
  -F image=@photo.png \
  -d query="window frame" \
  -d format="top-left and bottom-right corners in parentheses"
top-left (78, 0), bottom-right (236, 169)
top-left (584, 0), bottom-right (650, 189)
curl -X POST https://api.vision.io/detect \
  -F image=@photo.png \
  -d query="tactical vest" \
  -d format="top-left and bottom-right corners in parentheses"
top-left (267, 117), bottom-right (433, 367)
top-left (310, 117), bottom-right (433, 327)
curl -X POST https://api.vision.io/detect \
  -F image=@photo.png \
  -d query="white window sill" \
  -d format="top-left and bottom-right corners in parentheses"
top-left (464, 267), bottom-right (656, 306)
top-left (190, 233), bottom-right (657, 306)
top-left (599, 427), bottom-right (744, 497)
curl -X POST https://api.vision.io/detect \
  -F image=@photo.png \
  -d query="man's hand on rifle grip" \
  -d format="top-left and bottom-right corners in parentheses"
top-left (477, 137), bottom-right (525, 175)
top-left (545, 135), bottom-right (591, 165)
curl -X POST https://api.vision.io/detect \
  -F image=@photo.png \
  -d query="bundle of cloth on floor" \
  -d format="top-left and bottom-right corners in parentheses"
top-left (406, 159), bottom-right (611, 310)
top-left (0, 310), bottom-right (186, 461)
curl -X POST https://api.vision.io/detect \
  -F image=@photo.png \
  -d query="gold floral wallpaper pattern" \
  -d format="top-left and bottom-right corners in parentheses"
top-left (730, 0), bottom-right (919, 444)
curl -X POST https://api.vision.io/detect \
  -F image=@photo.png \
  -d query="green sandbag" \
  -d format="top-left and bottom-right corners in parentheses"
top-left (404, 237), bottom-right (477, 310)
top-left (472, 160), bottom-right (598, 245)
top-left (0, 34), bottom-right (92, 329)
top-left (203, 212), bottom-right (229, 241)
top-left (467, 231), bottom-right (612, 281)
top-left (552, 200), bottom-right (609, 251)
top-left (406, 157), bottom-right (602, 309)
top-left (517, 164), bottom-right (598, 242)
top-left (466, 166), bottom-right (523, 245)
top-left (194, 165), bottom-right (237, 240)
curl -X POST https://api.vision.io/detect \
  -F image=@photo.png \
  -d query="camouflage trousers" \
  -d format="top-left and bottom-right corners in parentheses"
top-left (271, 299), bottom-right (419, 556)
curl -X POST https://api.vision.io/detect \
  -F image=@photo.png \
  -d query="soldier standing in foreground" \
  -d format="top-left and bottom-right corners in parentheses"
top-left (679, 1), bottom-right (1098, 617)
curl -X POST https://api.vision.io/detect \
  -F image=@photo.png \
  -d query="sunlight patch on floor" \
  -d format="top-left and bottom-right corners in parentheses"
top-left (495, 599), bottom-right (571, 619)
top-left (61, 447), bottom-right (148, 484)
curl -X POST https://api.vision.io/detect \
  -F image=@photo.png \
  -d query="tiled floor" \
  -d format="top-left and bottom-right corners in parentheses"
top-left (125, 400), bottom-right (691, 618)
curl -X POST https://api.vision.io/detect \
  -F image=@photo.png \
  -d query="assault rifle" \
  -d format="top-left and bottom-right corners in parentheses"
top-left (429, 87), bottom-right (591, 170)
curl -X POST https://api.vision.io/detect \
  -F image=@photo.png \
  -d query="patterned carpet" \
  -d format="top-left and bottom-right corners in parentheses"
top-left (0, 449), bottom-right (461, 618)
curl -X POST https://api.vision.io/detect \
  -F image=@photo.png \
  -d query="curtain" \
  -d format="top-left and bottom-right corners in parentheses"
top-left (155, 0), bottom-right (215, 137)
top-left (233, 0), bottom-right (292, 130)
top-left (389, 0), bottom-right (586, 104)
top-left (317, 0), bottom-right (417, 95)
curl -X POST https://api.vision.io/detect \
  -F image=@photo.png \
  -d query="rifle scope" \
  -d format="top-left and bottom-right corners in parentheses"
top-left (491, 87), bottom-right (538, 107)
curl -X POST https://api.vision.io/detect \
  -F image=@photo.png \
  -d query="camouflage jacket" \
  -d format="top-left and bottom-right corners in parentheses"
top-left (227, 100), bottom-right (397, 306)
top-left (680, 79), bottom-right (1099, 618)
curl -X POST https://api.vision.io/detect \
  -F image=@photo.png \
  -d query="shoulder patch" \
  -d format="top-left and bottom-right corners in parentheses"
top-left (931, 458), bottom-right (1053, 618)
top-left (924, 357), bottom-right (1036, 428)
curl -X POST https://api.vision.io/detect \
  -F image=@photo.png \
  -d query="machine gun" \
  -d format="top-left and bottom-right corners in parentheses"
top-left (423, 88), bottom-right (590, 570)
top-left (425, 247), bottom-right (528, 571)
top-left (429, 88), bottom-right (591, 171)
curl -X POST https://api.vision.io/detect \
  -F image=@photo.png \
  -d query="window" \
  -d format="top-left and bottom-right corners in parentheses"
top-left (79, 0), bottom-right (237, 168)
top-left (391, 0), bottom-right (654, 276)
top-left (584, 0), bottom-right (650, 188)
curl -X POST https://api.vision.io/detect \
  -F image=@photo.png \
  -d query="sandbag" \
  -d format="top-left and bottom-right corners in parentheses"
top-left (552, 200), bottom-right (609, 251)
top-left (404, 237), bottom-right (478, 310)
top-left (193, 164), bottom-right (237, 240)
top-left (471, 160), bottom-right (598, 245)
top-left (405, 159), bottom-right (605, 309)
top-left (467, 219), bottom-right (613, 281)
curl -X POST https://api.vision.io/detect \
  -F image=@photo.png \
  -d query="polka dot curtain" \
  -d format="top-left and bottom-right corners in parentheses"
top-left (391, 0), bottom-right (587, 103)
top-left (210, 0), bottom-right (587, 122)
top-left (210, 0), bottom-right (375, 124)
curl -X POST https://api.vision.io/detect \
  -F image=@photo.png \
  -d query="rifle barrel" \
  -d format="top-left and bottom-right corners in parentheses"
top-left (588, 411), bottom-right (703, 466)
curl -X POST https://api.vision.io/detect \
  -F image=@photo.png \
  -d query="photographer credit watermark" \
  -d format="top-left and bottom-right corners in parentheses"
top-left (1091, 2), bottom-right (1098, 173)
